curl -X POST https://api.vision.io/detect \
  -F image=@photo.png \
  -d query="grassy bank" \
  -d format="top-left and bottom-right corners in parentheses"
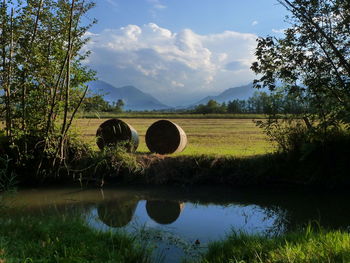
top-left (189, 227), bottom-right (350, 263)
top-left (0, 212), bottom-right (154, 263)
top-left (2, 117), bottom-right (350, 190)
top-left (71, 117), bottom-right (350, 189)
top-left (138, 154), bottom-right (348, 189)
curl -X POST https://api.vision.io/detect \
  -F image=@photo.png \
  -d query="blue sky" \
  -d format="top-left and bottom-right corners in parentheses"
top-left (85, 0), bottom-right (289, 106)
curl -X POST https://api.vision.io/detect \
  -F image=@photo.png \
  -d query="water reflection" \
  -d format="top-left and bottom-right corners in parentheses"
top-left (146, 200), bottom-right (184, 225)
top-left (97, 198), bottom-right (138, 228)
top-left (4, 186), bottom-right (350, 234)
top-left (4, 186), bottom-right (350, 263)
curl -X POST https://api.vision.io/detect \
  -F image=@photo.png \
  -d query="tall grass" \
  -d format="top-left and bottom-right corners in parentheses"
top-left (189, 226), bottom-right (350, 263)
top-left (0, 155), bottom-right (17, 191)
top-left (0, 212), bottom-right (155, 263)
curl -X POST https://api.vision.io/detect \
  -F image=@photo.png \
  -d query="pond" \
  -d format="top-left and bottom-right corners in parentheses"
top-left (3, 186), bottom-right (350, 262)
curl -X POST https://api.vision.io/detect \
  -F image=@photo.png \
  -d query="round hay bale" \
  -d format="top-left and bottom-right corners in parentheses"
top-left (146, 200), bottom-right (184, 225)
top-left (145, 120), bottom-right (187, 154)
top-left (96, 119), bottom-right (139, 152)
top-left (97, 199), bottom-right (138, 228)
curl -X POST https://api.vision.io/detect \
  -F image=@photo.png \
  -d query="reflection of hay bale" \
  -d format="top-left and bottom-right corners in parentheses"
top-left (97, 199), bottom-right (138, 228)
top-left (145, 120), bottom-right (187, 154)
top-left (146, 200), bottom-right (184, 225)
top-left (96, 119), bottom-right (139, 152)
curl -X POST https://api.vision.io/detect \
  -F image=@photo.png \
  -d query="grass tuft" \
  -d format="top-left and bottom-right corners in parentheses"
top-left (189, 227), bottom-right (350, 263)
top-left (0, 213), bottom-right (154, 263)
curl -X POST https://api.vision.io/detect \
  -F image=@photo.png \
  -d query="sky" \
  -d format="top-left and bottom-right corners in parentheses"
top-left (84, 0), bottom-right (289, 106)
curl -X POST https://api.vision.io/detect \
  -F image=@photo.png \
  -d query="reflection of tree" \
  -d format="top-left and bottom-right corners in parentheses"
top-left (146, 200), bottom-right (184, 225)
top-left (244, 193), bottom-right (350, 235)
top-left (141, 188), bottom-right (350, 233)
top-left (97, 199), bottom-right (138, 228)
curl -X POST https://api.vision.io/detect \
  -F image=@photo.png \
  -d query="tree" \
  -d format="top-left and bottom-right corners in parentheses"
top-left (227, 100), bottom-right (243, 113)
top-left (252, 0), bottom-right (350, 131)
top-left (0, 0), bottom-right (96, 173)
top-left (113, 99), bottom-right (125, 113)
top-left (83, 94), bottom-right (111, 112)
top-left (194, 99), bottom-right (226, 114)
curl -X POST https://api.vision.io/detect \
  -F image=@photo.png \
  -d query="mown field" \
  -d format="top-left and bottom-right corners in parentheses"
top-left (73, 118), bottom-right (275, 156)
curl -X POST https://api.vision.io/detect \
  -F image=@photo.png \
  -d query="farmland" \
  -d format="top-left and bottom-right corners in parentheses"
top-left (73, 118), bottom-right (275, 156)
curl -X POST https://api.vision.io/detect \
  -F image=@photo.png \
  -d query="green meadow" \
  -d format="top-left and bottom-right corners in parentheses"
top-left (74, 117), bottom-right (275, 156)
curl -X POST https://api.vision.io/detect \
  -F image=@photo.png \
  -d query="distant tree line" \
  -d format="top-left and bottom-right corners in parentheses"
top-left (82, 94), bottom-right (125, 112)
top-left (82, 90), bottom-right (309, 115)
top-left (193, 91), bottom-right (308, 114)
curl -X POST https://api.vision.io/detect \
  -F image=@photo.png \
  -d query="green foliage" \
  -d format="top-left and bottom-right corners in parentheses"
top-left (0, 0), bottom-right (96, 179)
top-left (96, 144), bottom-right (142, 175)
top-left (194, 100), bottom-right (227, 114)
top-left (70, 143), bottom-right (142, 186)
top-left (82, 94), bottom-right (125, 113)
top-left (0, 213), bottom-right (154, 263)
top-left (255, 118), bottom-right (309, 154)
top-left (194, 92), bottom-right (306, 115)
top-left (83, 94), bottom-right (111, 112)
top-left (129, 154), bottom-right (283, 187)
top-left (191, 227), bottom-right (350, 263)
top-left (251, 0), bottom-right (350, 169)
top-left (256, 115), bottom-right (350, 185)
top-left (252, 0), bottom-right (350, 130)
top-left (113, 99), bottom-right (125, 113)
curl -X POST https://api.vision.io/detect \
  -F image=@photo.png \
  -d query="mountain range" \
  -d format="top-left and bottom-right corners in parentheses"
top-left (88, 80), bottom-right (170, 111)
top-left (191, 83), bottom-right (256, 106)
top-left (88, 80), bottom-right (259, 111)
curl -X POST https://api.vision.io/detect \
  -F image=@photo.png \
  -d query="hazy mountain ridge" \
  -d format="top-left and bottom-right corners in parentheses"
top-left (88, 80), bottom-right (170, 111)
top-left (192, 83), bottom-right (256, 106)
top-left (88, 80), bottom-right (263, 110)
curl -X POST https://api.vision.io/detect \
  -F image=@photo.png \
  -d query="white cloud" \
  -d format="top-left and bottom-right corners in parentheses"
top-left (272, 28), bottom-right (286, 34)
top-left (154, 4), bottom-right (166, 9)
top-left (251, 20), bottom-right (259, 26)
top-left (171, 81), bottom-right (185, 87)
top-left (106, 0), bottom-right (118, 8)
top-left (147, 0), bottom-right (167, 10)
top-left (84, 23), bottom-right (257, 106)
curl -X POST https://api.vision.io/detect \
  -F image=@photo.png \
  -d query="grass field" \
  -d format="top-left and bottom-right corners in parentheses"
top-left (73, 118), bottom-right (275, 156)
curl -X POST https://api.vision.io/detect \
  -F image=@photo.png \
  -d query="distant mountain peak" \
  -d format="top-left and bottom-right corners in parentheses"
top-left (191, 83), bottom-right (255, 106)
top-left (88, 80), bottom-right (170, 111)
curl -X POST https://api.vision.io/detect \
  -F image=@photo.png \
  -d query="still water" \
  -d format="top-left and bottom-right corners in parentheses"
top-left (3, 186), bottom-right (350, 262)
